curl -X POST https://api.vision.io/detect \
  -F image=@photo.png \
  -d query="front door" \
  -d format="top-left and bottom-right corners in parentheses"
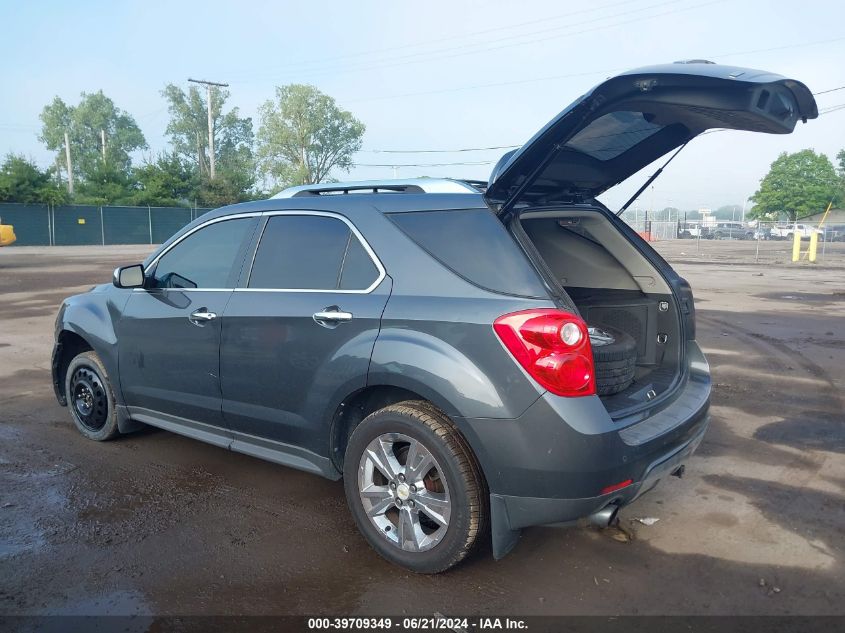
top-left (118, 215), bottom-right (257, 428)
top-left (220, 212), bottom-right (390, 458)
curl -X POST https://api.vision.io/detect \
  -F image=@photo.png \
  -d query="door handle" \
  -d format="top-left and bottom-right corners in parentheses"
top-left (313, 307), bottom-right (353, 327)
top-left (189, 308), bottom-right (217, 325)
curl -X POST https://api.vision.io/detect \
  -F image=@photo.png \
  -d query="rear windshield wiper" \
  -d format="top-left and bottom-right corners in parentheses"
top-left (616, 141), bottom-right (689, 216)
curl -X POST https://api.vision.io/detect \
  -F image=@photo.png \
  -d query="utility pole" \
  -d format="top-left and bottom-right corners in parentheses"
top-left (188, 78), bottom-right (228, 180)
top-left (64, 131), bottom-right (74, 195)
top-left (101, 129), bottom-right (106, 162)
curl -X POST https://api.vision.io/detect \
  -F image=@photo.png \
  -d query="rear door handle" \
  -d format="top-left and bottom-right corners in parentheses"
top-left (189, 308), bottom-right (217, 326)
top-left (313, 307), bottom-right (353, 327)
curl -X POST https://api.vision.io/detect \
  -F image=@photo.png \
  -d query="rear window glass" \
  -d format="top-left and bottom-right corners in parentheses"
top-left (388, 208), bottom-right (546, 298)
top-left (565, 111), bottom-right (663, 161)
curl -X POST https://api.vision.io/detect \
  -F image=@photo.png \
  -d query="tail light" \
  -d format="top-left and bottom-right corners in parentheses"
top-left (494, 309), bottom-right (596, 397)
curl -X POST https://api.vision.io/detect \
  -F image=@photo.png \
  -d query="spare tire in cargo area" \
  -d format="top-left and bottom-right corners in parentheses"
top-left (589, 325), bottom-right (637, 396)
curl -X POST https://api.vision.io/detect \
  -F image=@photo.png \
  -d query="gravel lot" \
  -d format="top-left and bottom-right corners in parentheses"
top-left (1, 242), bottom-right (843, 616)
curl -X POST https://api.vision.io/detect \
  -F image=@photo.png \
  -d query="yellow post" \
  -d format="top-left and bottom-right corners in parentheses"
top-left (792, 231), bottom-right (801, 262)
top-left (809, 231), bottom-right (818, 262)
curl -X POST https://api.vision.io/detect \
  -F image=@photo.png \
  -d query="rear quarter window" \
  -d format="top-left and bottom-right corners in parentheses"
top-left (387, 208), bottom-right (546, 298)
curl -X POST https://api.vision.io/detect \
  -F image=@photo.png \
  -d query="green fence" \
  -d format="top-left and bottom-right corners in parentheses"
top-left (0, 204), bottom-right (213, 246)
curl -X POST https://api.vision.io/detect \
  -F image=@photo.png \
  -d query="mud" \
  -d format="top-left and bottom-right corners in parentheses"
top-left (0, 244), bottom-right (843, 616)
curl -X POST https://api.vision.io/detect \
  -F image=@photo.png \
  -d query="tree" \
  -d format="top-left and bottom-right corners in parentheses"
top-left (131, 153), bottom-right (198, 207)
top-left (73, 161), bottom-right (136, 206)
top-left (161, 84), bottom-right (254, 177)
top-left (39, 91), bottom-right (147, 185)
top-left (256, 84), bottom-right (365, 187)
top-left (0, 154), bottom-right (68, 205)
top-left (161, 84), bottom-right (256, 204)
top-left (750, 150), bottom-right (841, 221)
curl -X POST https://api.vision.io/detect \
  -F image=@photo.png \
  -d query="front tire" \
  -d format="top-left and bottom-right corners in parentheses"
top-left (65, 351), bottom-right (120, 441)
top-left (343, 401), bottom-right (486, 573)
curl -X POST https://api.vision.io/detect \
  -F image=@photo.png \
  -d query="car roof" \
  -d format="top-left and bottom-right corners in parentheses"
top-left (201, 191), bottom-right (488, 222)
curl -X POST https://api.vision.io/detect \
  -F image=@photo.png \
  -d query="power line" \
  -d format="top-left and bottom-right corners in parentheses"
top-left (355, 160), bottom-right (496, 167)
top-left (345, 35), bottom-right (845, 105)
top-left (814, 85), bottom-right (845, 96)
top-left (361, 144), bottom-right (519, 154)
top-left (820, 102), bottom-right (845, 114)
top-left (359, 103), bottom-right (845, 168)
top-left (709, 35), bottom-right (845, 62)
top-left (229, 0), bottom-right (645, 79)
top-left (231, 0), bottom-right (713, 83)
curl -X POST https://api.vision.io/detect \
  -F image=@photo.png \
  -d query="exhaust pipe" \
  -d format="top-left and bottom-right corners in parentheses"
top-left (587, 504), bottom-right (619, 528)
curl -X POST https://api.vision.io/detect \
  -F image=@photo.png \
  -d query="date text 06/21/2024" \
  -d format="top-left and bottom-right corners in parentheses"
top-left (306, 616), bottom-right (528, 630)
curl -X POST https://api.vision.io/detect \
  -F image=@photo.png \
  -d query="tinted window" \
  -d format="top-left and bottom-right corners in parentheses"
top-left (340, 236), bottom-right (380, 290)
top-left (388, 208), bottom-right (546, 297)
top-left (153, 218), bottom-right (253, 289)
top-left (565, 111), bottom-right (663, 161)
top-left (249, 215), bottom-right (380, 290)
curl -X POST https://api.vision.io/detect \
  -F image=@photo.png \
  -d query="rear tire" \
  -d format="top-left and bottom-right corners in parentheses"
top-left (65, 351), bottom-right (120, 441)
top-left (343, 401), bottom-right (486, 573)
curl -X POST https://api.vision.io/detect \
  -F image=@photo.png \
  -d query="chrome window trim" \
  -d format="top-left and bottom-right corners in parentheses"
top-left (236, 210), bottom-right (386, 295)
top-left (142, 211), bottom-right (262, 277)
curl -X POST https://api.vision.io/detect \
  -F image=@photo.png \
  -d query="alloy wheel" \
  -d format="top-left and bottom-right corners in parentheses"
top-left (358, 433), bottom-right (451, 552)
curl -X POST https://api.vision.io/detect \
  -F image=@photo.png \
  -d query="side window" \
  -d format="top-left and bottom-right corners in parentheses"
top-left (339, 235), bottom-right (379, 290)
top-left (248, 215), bottom-right (380, 291)
top-left (153, 218), bottom-right (253, 289)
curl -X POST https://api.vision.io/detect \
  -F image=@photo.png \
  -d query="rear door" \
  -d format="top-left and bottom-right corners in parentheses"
top-left (118, 215), bottom-right (258, 431)
top-left (220, 211), bottom-right (391, 458)
top-left (485, 62), bottom-right (817, 216)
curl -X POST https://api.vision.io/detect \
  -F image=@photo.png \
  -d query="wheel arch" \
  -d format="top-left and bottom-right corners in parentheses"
top-left (52, 329), bottom-right (94, 405)
top-left (329, 384), bottom-right (446, 472)
top-left (53, 292), bottom-right (126, 407)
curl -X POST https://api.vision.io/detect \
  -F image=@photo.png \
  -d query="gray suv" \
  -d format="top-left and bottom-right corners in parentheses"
top-left (52, 62), bottom-right (817, 572)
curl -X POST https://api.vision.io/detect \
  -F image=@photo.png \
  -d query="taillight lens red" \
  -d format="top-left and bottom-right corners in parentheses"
top-left (494, 309), bottom-right (596, 397)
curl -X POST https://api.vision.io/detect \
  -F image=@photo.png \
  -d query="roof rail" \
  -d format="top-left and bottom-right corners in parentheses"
top-left (271, 178), bottom-right (481, 198)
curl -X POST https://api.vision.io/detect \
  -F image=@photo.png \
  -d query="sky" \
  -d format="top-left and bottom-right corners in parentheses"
top-left (1, 0), bottom-right (844, 211)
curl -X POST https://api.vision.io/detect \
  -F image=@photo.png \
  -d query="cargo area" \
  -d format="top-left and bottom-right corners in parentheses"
top-left (519, 208), bottom-right (683, 415)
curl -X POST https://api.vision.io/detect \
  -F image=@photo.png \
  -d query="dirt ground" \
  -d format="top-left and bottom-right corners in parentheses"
top-left (0, 242), bottom-right (843, 617)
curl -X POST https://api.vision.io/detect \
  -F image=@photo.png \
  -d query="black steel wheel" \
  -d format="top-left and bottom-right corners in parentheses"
top-left (65, 351), bottom-right (120, 441)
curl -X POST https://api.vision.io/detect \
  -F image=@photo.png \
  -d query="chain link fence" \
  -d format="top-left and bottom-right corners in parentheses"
top-left (0, 204), bottom-right (213, 246)
top-left (621, 216), bottom-right (845, 265)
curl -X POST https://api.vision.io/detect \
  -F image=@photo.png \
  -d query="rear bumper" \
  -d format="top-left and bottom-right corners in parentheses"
top-left (491, 418), bottom-right (707, 531)
top-left (455, 341), bottom-right (711, 558)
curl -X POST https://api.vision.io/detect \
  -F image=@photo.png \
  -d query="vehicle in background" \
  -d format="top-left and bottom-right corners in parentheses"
top-left (753, 226), bottom-right (773, 240)
top-left (771, 223), bottom-right (824, 240)
top-left (0, 219), bottom-right (16, 246)
top-left (678, 221), bottom-right (704, 238)
top-left (703, 221), bottom-right (753, 240)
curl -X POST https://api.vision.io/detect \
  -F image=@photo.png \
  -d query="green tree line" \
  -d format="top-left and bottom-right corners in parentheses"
top-left (2, 84), bottom-right (843, 218)
top-left (0, 84), bottom-right (365, 208)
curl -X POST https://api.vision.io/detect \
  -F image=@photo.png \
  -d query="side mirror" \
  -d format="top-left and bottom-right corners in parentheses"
top-left (113, 264), bottom-right (146, 289)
